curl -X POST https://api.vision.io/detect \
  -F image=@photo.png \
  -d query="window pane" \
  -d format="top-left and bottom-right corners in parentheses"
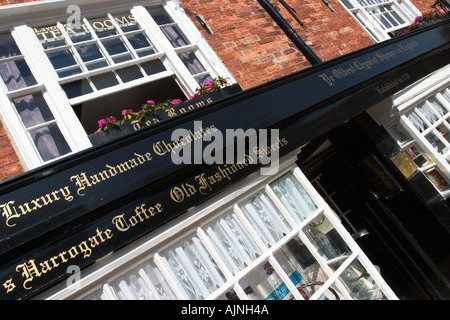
top-left (179, 51), bottom-right (206, 75)
top-left (30, 123), bottom-right (71, 161)
top-left (102, 38), bottom-right (132, 63)
top-left (204, 210), bottom-right (261, 275)
top-left (109, 261), bottom-right (177, 300)
top-left (13, 93), bottom-right (54, 128)
top-left (91, 72), bottom-right (119, 90)
top-left (239, 261), bottom-right (293, 300)
top-left (76, 44), bottom-right (109, 71)
top-left (270, 171), bottom-right (317, 223)
top-left (338, 259), bottom-right (387, 300)
top-left (239, 191), bottom-right (291, 247)
top-left (406, 111), bottom-right (428, 132)
top-left (426, 132), bottom-right (448, 154)
top-left (160, 234), bottom-right (226, 300)
top-left (116, 65), bottom-right (143, 82)
top-left (303, 213), bottom-right (351, 266)
top-left (62, 78), bottom-right (93, 99)
top-left (0, 35), bottom-right (21, 58)
top-left (102, 38), bottom-right (128, 56)
top-left (46, 49), bottom-right (82, 77)
top-left (140, 60), bottom-right (166, 76)
top-left (0, 59), bottom-right (37, 90)
top-left (273, 238), bottom-right (344, 300)
top-left (126, 33), bottom-right (153, 51)
top-left (149, 8), bottom-right (173, 25)
top-left (418, 102), bottom-right (439, 124)
top-left (161, 26), bottom-right (189, 47)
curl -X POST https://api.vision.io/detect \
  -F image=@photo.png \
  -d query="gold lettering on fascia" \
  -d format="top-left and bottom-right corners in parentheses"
top-left (33, 14), bottom-right (136, 42)
top-left (169, 137), bottom-right (289, 203)
top-left (112, 202), bottom-right (163, 232)
top-left (132, 98), bottom-right (214, 132)
top-left (0, 151), bottom-right (153, 228)
top-left (153, 124), bottom-right (218, 156)
top-left (8, 227), bottom-right (113, 292)
top-left (70, 152), bottom-right (153, 196)
top-left (3, 200), bottom-right (164, 295)
top-left (318, 41), bottom-right (419, 88)
top-left (0, 187), bottom-right (73, 227)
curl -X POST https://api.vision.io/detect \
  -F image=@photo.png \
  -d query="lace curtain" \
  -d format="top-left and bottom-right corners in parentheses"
top-left (204, 210), bottom-right (261, 275)
top-left (160, 235), bottom-right (226, 300)
top-left (109, 261), bottom-right (177, 300)
top-left (239, 191), bottom-right (292, 247)
top-left (270, 171), bottom-right (317, 223)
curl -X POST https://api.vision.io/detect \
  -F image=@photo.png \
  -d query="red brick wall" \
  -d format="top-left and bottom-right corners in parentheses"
top-left (182, 0), bottom-right (376, 89)
top-left (0, 121), bottom-right (23, 181)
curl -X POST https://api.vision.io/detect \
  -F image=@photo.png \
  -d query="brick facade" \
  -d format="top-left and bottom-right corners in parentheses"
top-left (0, 0), bottom-right (442, 182)
top-left (182, 0), bottom-right (375, 89)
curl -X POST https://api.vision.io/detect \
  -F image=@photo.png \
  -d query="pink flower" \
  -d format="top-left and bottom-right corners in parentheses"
top-left (171, 99), bottom-right (182, 105)
top-left (122, 109), bottom-right (133, 116)
top-left (147, 100), bottom-right (155, 105)
top-left (106, 116), bottom-right (116, 122)
top-left (98, 119), bottom-right (106, 127)
top-left (204, 79), bottom-right (213, 87)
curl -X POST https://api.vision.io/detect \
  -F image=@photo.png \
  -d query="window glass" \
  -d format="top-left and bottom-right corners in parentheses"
top-left (0, 35), bottom-right (37, 91)
top-left (270, 171), bottom-right (317, 223)
top-left (303, 213), bottom-right (351, 267)
top-left (109, 260), bottom-right (177, 300)
top-left (338, 259), bottom-right (387, 300)
top-left (239, 191), bottom-right (291, 247)
top-left (13, 93), bottom-right (54, 128)
top-left (239, 261), bottom-right (293, 300)
top-left (62, 78), bottom-right (93, 99)
top-left (148, 8), bottom-right (190, 47)
top-left (101, 38), bottom-right (132, 63)
top-left (90, 72), bottom-right (119, 90)
top-left (75, 44), bottom-right (109, 70)
top-left (204, 210), bottom-right (261, 275)
top-left (141, 60), bottom-right (166, 76)
top-left (160, 234), bottom-right (226, 299)
top-left (116, 65), bottom-right (143, 82)
top-left (46, 48), bottom-right (82, 78)
top-left (30, 123), bottom-right (71, 161)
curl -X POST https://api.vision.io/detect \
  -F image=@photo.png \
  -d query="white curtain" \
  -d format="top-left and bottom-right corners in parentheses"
top-left (110, 261), bottom-right (177, 300)
top-left (205, 210), bottom-right (261, 275)
top-left (239, 191), bottom-right (291, 247)
top-left (161, 235), bottom-right (225, 300)
top-left (270, 172), bottom-right (317, 223)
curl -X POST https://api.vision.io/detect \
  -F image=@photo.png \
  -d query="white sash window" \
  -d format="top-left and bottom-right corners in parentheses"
top-left (339, 0), bottom-right (421, 41)
top-left (0, 1), bottom-right (235, 169)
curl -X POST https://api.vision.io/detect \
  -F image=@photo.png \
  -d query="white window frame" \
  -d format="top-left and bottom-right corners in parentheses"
top-left (37, 150), bottom-right (397, 300)
top-left (386, 65), bottom-right (450, 196)
top-left (0, 0), bottom-right (235, 170)
top-left (339, 0), bottom-right (421, 42)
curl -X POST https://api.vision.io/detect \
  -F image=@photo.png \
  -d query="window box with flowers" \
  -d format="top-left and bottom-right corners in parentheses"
top-left (88, 77), bottom-right (242, 146)
top-left (401, 9), bottom-right (447, 35)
